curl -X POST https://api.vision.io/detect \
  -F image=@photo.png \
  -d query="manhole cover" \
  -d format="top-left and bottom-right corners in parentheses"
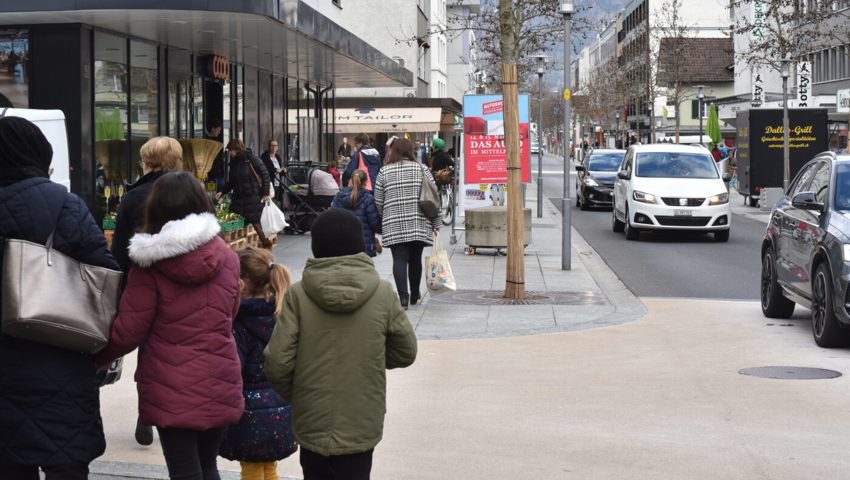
top-left (428, 290), bottom-right (605, 306)
top-left (738, 366), bottom-right (842, 380)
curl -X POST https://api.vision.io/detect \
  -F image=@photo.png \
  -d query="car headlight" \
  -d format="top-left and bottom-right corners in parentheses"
top-left (843, 245), bottom-right (850, 262)
top-left (633, 190), bottom-right (657, 204)
top-left (709, 192), bottom-right (729, 205)
top-left (583, 177), bottom-right (599, 187)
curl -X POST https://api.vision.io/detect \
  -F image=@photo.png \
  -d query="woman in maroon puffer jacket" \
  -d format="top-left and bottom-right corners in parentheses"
top-left (96, 172), bottom-right (244, 480)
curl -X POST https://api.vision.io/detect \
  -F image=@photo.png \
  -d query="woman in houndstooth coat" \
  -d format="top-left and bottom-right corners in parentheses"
top-left (374, 138), bottom-right (442, 309)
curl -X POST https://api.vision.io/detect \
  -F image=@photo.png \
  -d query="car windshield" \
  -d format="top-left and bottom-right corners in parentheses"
top-left (587, 153), bottom-right (623, 172)
top-left (635, 152), bottom-right (718, 178)
top-left (834, 164), bottom-right (850, 211)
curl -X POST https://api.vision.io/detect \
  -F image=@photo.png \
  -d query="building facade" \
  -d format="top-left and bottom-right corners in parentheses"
top-left (446, 0), bottom-right (481, 104)
top-left (0, 1), bottom-right (411, 216)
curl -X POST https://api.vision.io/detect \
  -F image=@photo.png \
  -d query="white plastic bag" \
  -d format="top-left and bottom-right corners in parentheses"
top-left (425, 233), bottom-right (456, 295)
top-left (260, 199), bottom-right (288, 237)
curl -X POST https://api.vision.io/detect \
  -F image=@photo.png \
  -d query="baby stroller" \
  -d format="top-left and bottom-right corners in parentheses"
top-left (281, 165), bottom-right (339, 234)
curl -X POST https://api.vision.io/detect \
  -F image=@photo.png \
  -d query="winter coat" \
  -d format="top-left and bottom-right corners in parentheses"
top-left (264, 253), bottom-right (417, 457)
top-left (220, 298), bottom-right (298, 462)
top-left (111, 170), bottom-right (166, 276)
top-left (261, 151), bottom-right (283, 187)
top-left (331, 187), bottom-right (382, 257)
top-left (429, 149), bottom-right (455, 174)
top-left (374, 159), bottom-right (441, 247)
top-left (94, 213), bottom-right (244, 430)
top-left (221, 152), bottom-right (270, 223)
top-left (0, 177), bottom-right (118, 466)
top-left (345, 146), bottom-right (382, 190)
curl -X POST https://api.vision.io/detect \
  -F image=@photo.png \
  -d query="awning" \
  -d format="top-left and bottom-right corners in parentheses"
top-left (333, 107), bottom-right (443, 133)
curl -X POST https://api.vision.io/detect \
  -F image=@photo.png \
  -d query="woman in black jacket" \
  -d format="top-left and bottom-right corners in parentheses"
top-left (0, 116), bottom-right (119, 480)
top-left (217, 139), bottom-right (272, 248)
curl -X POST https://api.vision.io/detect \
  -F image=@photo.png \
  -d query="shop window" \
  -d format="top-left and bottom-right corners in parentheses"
top-left (130, 41), bottom-right (159, 183)
top-left (94, 32), bottom-right (128, 219)
top-left (244, 66), bottom-right (259, 151)
top-left (192, 75), bottom-right (204, 138)
top-left (0, 28), bottom-right (29, 108)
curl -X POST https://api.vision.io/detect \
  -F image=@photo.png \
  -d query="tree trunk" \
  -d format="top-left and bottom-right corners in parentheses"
top-left (499, 0), bottom-right (524, 299)
top-left (675, 106), bottom-right (681, 143)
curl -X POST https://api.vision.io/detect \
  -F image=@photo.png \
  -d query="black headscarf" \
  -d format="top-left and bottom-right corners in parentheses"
top-left (0, 116), bottom-right (53, 187)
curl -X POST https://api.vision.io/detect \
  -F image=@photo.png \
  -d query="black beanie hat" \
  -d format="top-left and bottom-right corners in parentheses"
top-left (0, 116), bottom-right (53, 187)
top-left (311, 209), bottom-right (365, 258)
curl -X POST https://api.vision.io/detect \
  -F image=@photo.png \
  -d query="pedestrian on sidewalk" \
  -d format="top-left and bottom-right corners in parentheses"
top-left (373, 138), bottom-right (441, 309)
top-left (95, 172), bottom-right (244, 480)
top-left (110, 136), bottom-right (183, 447)
top-left (217, 138), bottom-right (273, 249)
top-left (219, 247), bottom-right (298, 480)
top-left (331, 169), bottom-right (382, 257)
top-left (344, 133), bottom-right (381, 192)
top-left (0, 116), bottom-right (119, 480)
top-left (264, 209), bottom-right (418, 480)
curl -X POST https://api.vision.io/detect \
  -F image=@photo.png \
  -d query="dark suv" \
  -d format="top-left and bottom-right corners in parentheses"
top-left (575, 149), bottom-right (625, 209)
top-left (761, 152), bottom-right (850, 347)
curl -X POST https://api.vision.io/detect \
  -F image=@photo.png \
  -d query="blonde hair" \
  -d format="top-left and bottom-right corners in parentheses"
top-left (140, 137), bottom-right (183, 172)
top-left (349, 169), bottom-right (368, 208)
top-left (238, 246), bottom-right (291, 316)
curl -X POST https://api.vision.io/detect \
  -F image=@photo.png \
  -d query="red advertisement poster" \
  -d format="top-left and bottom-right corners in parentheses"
top-left (462, 94), bottom-right (531, 184)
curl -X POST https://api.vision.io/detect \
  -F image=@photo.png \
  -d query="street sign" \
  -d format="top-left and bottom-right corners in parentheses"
top-left (837, 89), bottom-right (850, 113)
top-left (563, 89), bottom-right (571, 101)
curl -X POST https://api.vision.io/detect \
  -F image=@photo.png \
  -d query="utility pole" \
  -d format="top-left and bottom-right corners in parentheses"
top-left (781, 57), bottom-right (791, 190)
top-left (561, 3), bottom-right (574, 271)
top-left (536, 55), bottom-right (547, 218)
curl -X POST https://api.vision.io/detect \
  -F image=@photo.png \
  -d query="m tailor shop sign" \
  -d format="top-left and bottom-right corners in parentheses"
top-left (462, 94), bottom-right (531, 184)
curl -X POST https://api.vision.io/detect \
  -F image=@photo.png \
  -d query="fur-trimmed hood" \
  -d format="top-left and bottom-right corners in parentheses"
top-left (129, 213), bottom-right (227, 284)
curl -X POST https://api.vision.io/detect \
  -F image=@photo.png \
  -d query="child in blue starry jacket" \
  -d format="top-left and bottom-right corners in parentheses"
top-left (219, 247), bottom-right (297, 480)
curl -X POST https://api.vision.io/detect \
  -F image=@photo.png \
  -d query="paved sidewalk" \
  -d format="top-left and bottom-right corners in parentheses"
top-left (93, 183), bottom-right (645, 479)
top-left (729, 188), bottom-right (771, 225)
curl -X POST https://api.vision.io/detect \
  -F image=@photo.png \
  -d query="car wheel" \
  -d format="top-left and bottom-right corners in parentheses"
top-left (761, 247), bottom-right (794, 318)
top-left (575, 188), bottom-right (581, 208)
top-left (624, 206), bottom-right (639, 240)
top-left (714, 230), bottom-right (730, 242)
top-left (811, 263), bottom-right (849, 347)
top-left (612, 206), bottom-right (624, 233)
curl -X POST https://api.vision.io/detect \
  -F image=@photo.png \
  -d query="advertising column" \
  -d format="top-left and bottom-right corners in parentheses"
top-left (461, 94), bottom-right (530, 212)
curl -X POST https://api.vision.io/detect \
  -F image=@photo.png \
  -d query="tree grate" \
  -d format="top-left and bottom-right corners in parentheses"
top-left (428, 290), bottom-right (605, 306)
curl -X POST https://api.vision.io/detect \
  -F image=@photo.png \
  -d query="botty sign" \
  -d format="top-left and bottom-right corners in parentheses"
top-left (206, 55), bottom-right (230, 82)
top-left (797, 62), bottom-right (811, 107)
top-left (462, 94), bottom-right (531, 184)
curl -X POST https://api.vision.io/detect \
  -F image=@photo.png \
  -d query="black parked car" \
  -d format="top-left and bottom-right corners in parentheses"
top-left (575, 149), bottom-right (625, 210)
top-left (761, 152), bottom-right (850, 347)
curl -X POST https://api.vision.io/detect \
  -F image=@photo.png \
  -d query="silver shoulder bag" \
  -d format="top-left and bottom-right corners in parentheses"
top-left (2, 231), bottom-right (123, 354)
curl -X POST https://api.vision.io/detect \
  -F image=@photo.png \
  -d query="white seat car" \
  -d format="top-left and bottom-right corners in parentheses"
top-left (612, 144), bottom-right (733, 242)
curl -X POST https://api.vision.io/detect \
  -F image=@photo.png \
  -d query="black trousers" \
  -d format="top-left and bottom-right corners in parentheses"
top-left (300, 448), bottom-right (374, 480)
top-left (390, 241), bottom-right (426, 297)
top-left (4, 464), bottom-right (88, 480)
top-left (157, 426), bottom-right (226, 480)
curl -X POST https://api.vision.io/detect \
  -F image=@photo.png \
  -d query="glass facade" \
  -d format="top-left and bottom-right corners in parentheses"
top-left (93, 32), bottom-right (129, 217)
top-left (0, 28), bottom-right (28, 108)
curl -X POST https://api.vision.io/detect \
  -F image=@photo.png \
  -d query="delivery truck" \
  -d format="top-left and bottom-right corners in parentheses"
top-left (735, 108), bottom-right (828, 206)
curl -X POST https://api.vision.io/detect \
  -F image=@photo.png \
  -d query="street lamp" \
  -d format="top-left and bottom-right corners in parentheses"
top-left (561, 2), bottom-right (574, 271)
top-left (616, 112), bottom-right (620, 148)
top-left (697, 85), bottom-right (705, 146)
top-left (781, 56), bottom-right (791, 191)
top-left (535, 54), bottom-right (548, 218)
